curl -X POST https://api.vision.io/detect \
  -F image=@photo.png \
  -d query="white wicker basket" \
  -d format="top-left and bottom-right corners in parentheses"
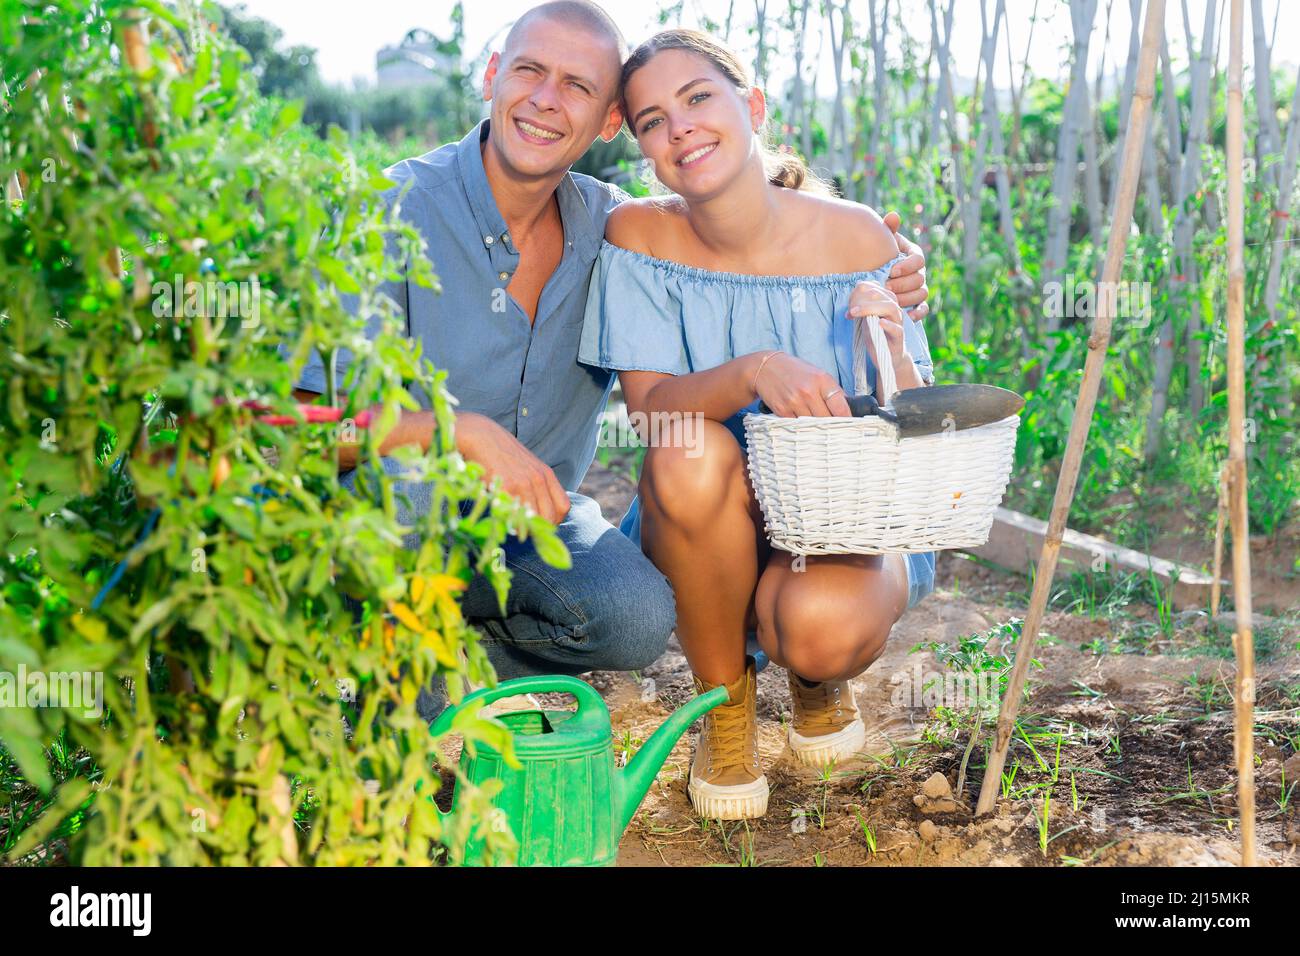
top-left (744, 315), bottom-right (1019, 555)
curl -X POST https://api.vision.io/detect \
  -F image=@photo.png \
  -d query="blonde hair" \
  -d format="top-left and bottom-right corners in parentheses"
top-left (620, 29), bottom-right (833, 196)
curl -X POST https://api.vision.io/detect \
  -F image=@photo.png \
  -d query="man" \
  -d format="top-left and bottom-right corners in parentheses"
top-left (294, 0), bottom-right (932, 720)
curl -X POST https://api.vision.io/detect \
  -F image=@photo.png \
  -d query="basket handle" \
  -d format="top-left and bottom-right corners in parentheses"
top-left (852, 314), bottom-right (897, 404)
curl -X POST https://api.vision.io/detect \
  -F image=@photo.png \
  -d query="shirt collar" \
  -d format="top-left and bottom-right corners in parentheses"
top-left (456, 118), bottom-right (602, 260)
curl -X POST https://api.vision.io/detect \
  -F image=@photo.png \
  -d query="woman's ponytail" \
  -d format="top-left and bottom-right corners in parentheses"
top-left (764, 148), bottom-right (832, 195)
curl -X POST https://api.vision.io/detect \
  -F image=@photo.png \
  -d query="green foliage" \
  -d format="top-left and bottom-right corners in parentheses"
top-left (0, 0), bottom-right (563, 865)
top-left (217, 1), bottom-right (318, 98)
top-left (913, 618), bottom-right (1036, 724)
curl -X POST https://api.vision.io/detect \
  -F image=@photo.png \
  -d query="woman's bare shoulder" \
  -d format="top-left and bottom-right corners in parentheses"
top-left (784, 191), bottom-right (899, 273)
top-left (605, 195), bottom-right (688, 254)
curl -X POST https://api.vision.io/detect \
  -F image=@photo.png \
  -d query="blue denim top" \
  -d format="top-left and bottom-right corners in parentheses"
top-left (296, 120), bottom-right (626, 492)
top-left (579, 241), bottom-right (936, 543)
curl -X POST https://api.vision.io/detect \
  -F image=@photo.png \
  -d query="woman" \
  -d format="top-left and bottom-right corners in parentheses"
top-left (579, 29), bottom-right (936, 820)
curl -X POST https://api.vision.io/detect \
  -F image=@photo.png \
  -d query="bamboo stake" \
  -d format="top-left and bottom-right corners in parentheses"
top-left (1224, 0), bottom-right (1256, 868)
top-left (1108, 0), bottom-right (1145, 214)
top-left (981, 0), bottom-right (1021, 273)
top-left (1009, 0), bottom-right (1040, 207)
top-left (1211, 459), bottom-right (1229, 616)
top-left (1144, 0), bottom-right (1218, 462)
top-left (1262, 64), bottom-right (1300, 323)
top-left (1, 71), bottom-right (19, 203)
top-left (1188, 3), bottom-right (1226, 414)
top-left (974, 0), bottom-right (1167, 818)
top-left (866, 0), bottom-right (893, 206)
top-left (120, 8), bottom-right (199, 695)
top-left (788, 0), bottom-right (811, 150)
top-left (960, 0), bottom-right (1006, 334)
top-left (1248, 0), bottom-right (1281, 193)
top-left (1043, 0), bottom-right (1099, 325)
top-left (826, 0), bottom-right (851, 187)
top-left (1081, 79), bottom-right (1104, 250)
top-left (753, 0), bottom-right (769, 87)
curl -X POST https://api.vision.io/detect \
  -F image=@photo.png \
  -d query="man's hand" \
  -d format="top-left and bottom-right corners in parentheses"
top-left (882, 210), bottom-right (930, 322)
top-left (456, 412), bottom-right (570, 526)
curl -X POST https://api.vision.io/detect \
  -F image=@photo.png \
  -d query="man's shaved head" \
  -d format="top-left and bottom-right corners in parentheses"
top-left (480, 0), bottom-right (627, 183)
top-left (503, 1), bottom-right (627, 62)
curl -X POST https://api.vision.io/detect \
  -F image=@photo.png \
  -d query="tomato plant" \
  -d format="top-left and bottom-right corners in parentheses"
top-left (0, 0), bottom-right (560, 865)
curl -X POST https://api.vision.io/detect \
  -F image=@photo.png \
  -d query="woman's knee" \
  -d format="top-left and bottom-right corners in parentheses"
top-left (758, 581), bottom-right (891, 681)
top-left (640, 419), bottom-right (744, 528)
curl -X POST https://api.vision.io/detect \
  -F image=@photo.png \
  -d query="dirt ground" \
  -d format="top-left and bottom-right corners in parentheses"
top-left (1085, 486), bottom-right (1300, 616)
top-left (570, 465), bottom-right (1300, 868)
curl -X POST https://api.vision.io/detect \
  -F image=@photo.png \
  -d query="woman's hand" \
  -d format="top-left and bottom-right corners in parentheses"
top-left (882, 210), bottom-right (929, 320)
top-left (847, 281), bottom-right (925, 392)
top-left (848, 280), bottom-right (908, 363)
top-left (751, 351), bottom-right (852, 418)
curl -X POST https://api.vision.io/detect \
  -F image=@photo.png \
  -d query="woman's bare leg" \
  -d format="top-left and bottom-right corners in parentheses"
top-left (753, 551), bottom-right (910, 682)
top-left (639, 419), bottom-right (766, 685)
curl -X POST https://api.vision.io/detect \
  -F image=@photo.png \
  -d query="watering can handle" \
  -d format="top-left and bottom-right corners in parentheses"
top-left (428, 674), bottom-right (604, 737)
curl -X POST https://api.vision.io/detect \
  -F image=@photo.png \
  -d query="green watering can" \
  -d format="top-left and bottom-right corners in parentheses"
top-left (430, 675), bottom-right (728, 866)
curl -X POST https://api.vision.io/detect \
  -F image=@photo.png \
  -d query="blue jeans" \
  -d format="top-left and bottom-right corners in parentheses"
top-left (344, 459), bottom-right (677, 721)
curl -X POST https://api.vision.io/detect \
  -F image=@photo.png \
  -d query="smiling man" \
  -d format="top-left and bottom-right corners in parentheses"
top-left (294, 0), bottom-right (932, 720)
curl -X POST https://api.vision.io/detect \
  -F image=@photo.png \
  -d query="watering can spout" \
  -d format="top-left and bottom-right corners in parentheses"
top-left (615, 684), bottom-right (729, 835)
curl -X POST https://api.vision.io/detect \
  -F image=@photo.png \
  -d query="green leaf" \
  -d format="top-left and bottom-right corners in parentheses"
top-left (6, 778), bottom-right (92, 860)
top-left (527, 520), bottom-right (571, 570)
top-left (0, 706), bottom-right (54, 794)
top-left (272, 100), bottom-right (304, 136)
top-left (316, 256), bottom-right (360, 294)
top-left (306, 548), bottom-right (333, 595)
top-left (129, 592), bottom-right (185, 644)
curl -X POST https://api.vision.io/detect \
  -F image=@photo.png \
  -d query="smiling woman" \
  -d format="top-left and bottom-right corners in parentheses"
top-left (620, 28), bottom-right (830, 197)
top-left (579, 26), bottom-right (936, 822)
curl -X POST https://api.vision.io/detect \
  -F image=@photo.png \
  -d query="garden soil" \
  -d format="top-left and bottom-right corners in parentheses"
top-left (565, 465), bottom-right (1300, 867)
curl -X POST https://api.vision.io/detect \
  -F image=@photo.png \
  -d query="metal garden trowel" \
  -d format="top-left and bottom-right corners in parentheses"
top-left (846, 383), bottom-right (1025, 437)
top-left (760, 383), bottom-right (1025, 439)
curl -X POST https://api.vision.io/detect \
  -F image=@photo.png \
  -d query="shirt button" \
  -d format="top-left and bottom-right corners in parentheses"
top-left (502, 233), bottom-right (510, 244)
top-left (484, 235), bottom-right (494, 246)
top-left (520, 407), bottom-right (529, 417)
top-left (499, 271), bottom-right (509, 281)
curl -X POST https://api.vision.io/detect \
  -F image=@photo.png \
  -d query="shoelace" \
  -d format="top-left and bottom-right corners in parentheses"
top-left (791, 678), bottom-right (852, 735)
top-left (703, 700), bottom-right (758, 772)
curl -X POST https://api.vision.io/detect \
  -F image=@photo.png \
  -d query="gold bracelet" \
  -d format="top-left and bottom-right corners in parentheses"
top-left (751, 350), bottom-right (783, 397)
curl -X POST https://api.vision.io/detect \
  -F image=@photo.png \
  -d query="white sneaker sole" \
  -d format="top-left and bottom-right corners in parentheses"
top-left (788, 717), bottom-right (868, 768)
top-left (688, 773), bottom-right (770, 820)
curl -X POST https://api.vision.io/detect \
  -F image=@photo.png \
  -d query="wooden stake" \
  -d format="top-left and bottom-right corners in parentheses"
top-left (2, 63), bottom-right (27, 204)
top-left (974, 0), bottom-right (1166, 818)
top-left (119, 12), bottom-right (160, 155)
top-left (1210, 459), bottom-right (1229, 616)
top-left (1224, 0), bottom-right (1256, 868)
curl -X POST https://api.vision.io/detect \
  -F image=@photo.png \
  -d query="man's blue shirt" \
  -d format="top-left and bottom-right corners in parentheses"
top-left (299, 119), bottom-right (626, 491)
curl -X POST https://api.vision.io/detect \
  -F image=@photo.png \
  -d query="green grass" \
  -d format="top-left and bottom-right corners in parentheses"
top-left (0, 731), bottom-right (101, 864)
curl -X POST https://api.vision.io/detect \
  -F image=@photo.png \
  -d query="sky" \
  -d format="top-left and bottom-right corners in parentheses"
top-left (234, 0), bottom-right (1298, 96)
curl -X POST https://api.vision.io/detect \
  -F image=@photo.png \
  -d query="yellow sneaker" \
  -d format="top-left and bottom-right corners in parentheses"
top-left (786, 671), bottom-right (867, 767)
top-left (687, 657), bottom-right (769, 820)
